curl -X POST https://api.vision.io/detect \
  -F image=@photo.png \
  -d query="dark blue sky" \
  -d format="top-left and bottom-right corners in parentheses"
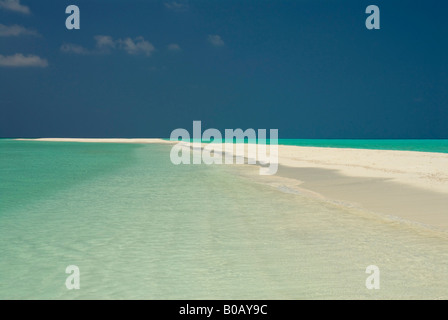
top-left (0, 0), bottom-right (447, 138)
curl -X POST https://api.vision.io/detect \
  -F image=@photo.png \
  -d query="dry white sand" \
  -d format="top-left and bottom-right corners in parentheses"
top-left (181, 141), bottom-right (448, 230)
top-left (184, 142), bottom-right (448, 193)
top-left (277, 145), bottom-right (448, 194)
top-left (240, 144), bottom-right (448, 230)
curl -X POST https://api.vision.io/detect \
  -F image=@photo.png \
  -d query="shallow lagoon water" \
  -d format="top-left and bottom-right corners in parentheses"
top-left (0, 141), bottom-right (447, 299)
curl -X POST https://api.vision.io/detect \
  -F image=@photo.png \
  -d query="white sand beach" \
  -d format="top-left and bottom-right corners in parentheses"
top-left (15, 138), bottom-right (176, 144)
top-left (277, 145), bottom-right (448, 194)
top-left (241, 144), bottom-right (448, 231)
top-left (181, 141), bottom-right (448, 230)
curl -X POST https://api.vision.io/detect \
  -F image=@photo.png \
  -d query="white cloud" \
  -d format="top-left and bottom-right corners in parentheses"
top-left (0, 0), bottom-right (30, 15)
top-left (0, 24), bottom-right (39, 37)
top-left (119, 37), bottom-right (155, 56)
top-left (60, 43), bottom-right (90, 55)
top-left (164, 1), bottom-right (188, 11)
top-left (207, 34), bottom-right (225, 47)
top-left (167, 43), bottom-right (181, 51)
top-left (61, 36), bottom-right (115, 55)
top-left (0, 53), bottom-right (48, 67)
top-left (95, 35), bottom-right (115, 51)
top-left (61, 36), bottom-right (155, 57)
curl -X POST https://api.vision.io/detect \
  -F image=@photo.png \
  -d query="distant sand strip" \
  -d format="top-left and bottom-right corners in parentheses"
top-left (15, 138), bottom-right (176, 144)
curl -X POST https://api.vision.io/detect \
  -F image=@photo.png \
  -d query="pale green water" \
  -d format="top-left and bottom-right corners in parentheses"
top-left (0, 140), bottom-right (447, 299)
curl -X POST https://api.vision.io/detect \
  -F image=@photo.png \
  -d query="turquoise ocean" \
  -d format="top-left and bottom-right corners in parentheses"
top-left (0, 139), bottom-right (447, 299)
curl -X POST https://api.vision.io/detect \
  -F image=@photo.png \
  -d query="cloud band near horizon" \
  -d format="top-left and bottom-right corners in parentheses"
top-left (0, 54), bottom-right (48, 67)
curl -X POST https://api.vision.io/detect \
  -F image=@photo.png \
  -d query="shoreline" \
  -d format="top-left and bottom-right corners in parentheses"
top-left (12, 138), bottom-right (448, 231)
top-left (185, 141), bottom-right (448, 231)
top-left (246, 164), bottom-right (448, 232)
top-left (252, 145), bottom-right (448, 231)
